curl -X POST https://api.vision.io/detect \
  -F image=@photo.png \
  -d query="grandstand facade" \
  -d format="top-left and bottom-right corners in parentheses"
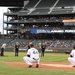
top-left (3, 0), bottom-right (75, 40)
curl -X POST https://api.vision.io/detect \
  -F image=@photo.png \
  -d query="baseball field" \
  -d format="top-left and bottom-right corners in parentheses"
top-left (0, 52), bottom-right (75, 75)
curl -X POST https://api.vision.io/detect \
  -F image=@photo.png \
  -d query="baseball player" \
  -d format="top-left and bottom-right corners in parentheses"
top-left (23, 44), bottom-right (40, 68)
top-left (0, 43), bottom-right (6, 56)
top-left (68, 45), bottom-right (75, 67)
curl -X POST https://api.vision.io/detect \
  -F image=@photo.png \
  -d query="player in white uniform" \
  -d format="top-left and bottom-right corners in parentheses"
top-left (1, 43), bottom-right (6, 56)
top-left (68, 45), bottom-right (75, 67)
top-left (23, 44), bottom-right (40, 68)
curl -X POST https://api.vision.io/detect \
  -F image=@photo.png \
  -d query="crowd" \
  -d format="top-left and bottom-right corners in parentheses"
top-left (3, 39), bottom-right (75, 49)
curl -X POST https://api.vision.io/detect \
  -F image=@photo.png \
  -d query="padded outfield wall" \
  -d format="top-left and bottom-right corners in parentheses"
top-left (0, 47), bottom-right (72, 54)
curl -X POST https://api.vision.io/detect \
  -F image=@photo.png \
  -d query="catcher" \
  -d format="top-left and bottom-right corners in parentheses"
top-left (23, 44), bottom-right (40, 68)
top-left (68, 45), bottom-right (75, 67)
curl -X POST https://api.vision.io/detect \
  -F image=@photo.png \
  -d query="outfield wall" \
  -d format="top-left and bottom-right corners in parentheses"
top-left (45, 48), bottom-right (71, 54)
top-left (0, 47), bottom-right (72, 53)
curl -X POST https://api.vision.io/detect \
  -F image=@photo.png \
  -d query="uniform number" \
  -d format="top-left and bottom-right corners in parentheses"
top-left (33, 51), bottom-right (38, 54)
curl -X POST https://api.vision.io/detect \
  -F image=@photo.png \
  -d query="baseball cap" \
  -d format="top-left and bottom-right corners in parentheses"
top-left (30, 44), bottom-right (34, 47)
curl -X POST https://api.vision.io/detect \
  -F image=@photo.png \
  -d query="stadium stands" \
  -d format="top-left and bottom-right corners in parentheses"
top-left (2, 0), bottom-right (75, 49)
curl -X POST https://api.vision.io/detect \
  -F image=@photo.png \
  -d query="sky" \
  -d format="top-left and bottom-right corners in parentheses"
top-left (0, 7), bottom-right (8, 34)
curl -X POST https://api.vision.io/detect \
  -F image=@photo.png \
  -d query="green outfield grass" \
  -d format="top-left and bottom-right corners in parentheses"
top-left (0, 52), bottom-right (75, 75)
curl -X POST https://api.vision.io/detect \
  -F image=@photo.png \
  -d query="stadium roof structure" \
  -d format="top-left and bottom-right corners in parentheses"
top-left (0, 0), bottom-right (25, 7)
top-left (0, 0), bottom-right (75, 8)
